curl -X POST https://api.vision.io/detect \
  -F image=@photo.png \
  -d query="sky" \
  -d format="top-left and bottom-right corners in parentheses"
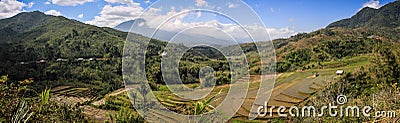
top-left (0, 0), bottom-right (396, 40)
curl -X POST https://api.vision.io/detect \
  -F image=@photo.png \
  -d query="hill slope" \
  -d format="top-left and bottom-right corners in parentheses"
top-left (0, 11), bottom-right (231, 94)
top-left (327, 1), bottom-right (400, 29)
top-left (0, 11), bottom-right (126, 62)
top-left (238, 1), bottom-right (400, 73)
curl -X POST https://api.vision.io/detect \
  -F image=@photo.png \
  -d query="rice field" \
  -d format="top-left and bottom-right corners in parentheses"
top-left (58, 55), bottom-right (370, 122)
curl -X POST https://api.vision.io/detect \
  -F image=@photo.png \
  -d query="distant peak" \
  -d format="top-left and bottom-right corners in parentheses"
top-left (327, 0), bottom-right (400, 29)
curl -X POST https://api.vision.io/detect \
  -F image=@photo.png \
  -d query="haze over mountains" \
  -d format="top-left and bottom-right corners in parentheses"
top-left (0, 0), bottom-right (400, 122)
top-left (114, 18), bottom-right (237, 46)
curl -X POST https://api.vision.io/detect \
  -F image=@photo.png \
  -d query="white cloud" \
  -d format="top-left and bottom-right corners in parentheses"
top-left (44, 9), bottom-right (62, 16)
top-left (27, 2), bottom-right (34, 8)
top-left (86, 0), bottom-right (143, 27)
top-left (138, 5), bottom-right (296, 40)
top-left (78, 13), bottom-right (84, 19)
top-left (197, 11), bottom-right (202, 18)
top-left (145, 14), bottom-right (295, 40)
top-left (144, 0), bottom-right (151, 4)
top-left (228, 3), bottom-right (239, 8)
top-left (361, 0), bottom-right (382, 9)
top-left (195, 0), bottom-right (208, 7)
top-left (44, 1), bottom-right (51, 5)
top-left (266, 27), bottom-right (296, 39)
top-left (86, 0), bottom-right (295, 40)
top-left (51, 0), bottom-right (94, 6)
top-left (105, 0), bottom-right (139, 6)
top-left (0, 0), bottom-right (26, 19)
top-left (184, 21), bottom-right (296, 40)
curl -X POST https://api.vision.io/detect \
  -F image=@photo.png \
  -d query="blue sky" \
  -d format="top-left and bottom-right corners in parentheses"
top-left (0, 0), bottom-right (396, 39)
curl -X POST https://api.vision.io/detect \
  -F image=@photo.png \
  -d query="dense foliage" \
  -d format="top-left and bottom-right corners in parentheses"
top-left (0, 76), bottom-right (87, 122)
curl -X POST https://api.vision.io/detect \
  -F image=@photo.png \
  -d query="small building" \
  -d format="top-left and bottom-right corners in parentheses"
top-left (313, 72), bottom-right (319, 77)
top-left (76, 58), bottom-right (85, 61)
top-left (36, 60), bottom-right (46, 63)
top-left (336, 70), bottom-right (344, 75)
top-left (96, 58), bottom-right (108, 61)
top-left (57, 58), bottom-right (69, 62)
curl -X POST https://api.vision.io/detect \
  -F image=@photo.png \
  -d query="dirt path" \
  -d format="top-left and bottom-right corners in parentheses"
top-left (92, 88), bottom-right (128, 106)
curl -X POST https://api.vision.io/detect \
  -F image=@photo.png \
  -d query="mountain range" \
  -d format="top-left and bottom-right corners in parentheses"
top-left (114, 18), bottom-right (235, 46)
top-left (327, 0), bottom-right (400, 29)
top-left (0, 0), bottom-right (399, 79)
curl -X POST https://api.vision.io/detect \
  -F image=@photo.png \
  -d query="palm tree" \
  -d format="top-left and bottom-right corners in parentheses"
top-left (193, 90), bottom-right (222, 115)
top-left (139, 84), bottom-right (149, 104)
top-left (12, 101), bottom-right (33, 123)
top-left (130, 92), bottom-right (137, 105)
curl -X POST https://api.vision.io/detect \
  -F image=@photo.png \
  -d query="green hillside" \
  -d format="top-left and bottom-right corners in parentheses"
top-left (327, 1), bottom-right (400, 29)
top-left (241, 1), bottom-right (400, 73)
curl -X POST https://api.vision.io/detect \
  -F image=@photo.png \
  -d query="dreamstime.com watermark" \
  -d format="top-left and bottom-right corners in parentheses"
top-left (257, 94), bottom-right (396, 118)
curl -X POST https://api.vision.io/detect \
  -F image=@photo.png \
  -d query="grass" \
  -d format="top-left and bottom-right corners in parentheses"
top-left (92, 54), bottom-right (373, 122)
top-left (39, 88), bottom-right (51, 113)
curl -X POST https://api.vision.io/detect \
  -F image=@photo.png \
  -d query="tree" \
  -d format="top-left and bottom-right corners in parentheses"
top-left (369, 43), bottom-right (400, 87)
top-left (130, 92), bottom-right (137, 105)
top-left (138, 84), bottom-right (149, 104)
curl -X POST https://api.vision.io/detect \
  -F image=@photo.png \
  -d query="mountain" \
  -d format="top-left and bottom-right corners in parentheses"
top-left (239, 1), bottom-right (400, 73)
top-left (114, 18), bottom-right (147, 32)
top-left (114, 19), bottom-right (236, 46)
top-left (0, 11), bottom-right (128, 62)
top-left (327, 1), bottom-right (400, 29)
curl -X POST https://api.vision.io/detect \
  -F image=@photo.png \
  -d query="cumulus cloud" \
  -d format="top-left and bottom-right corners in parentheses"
top-left (105, 0), bottom-right (139, 6)
top-left (27, 2), bottom-right (34, 8)
top-left (179, 21), bottom-right (296, 41)
top-left (195, 0), bottom-right (208, 7)
top-left (44, 9), bottom-right (62, 16)
top-left (78, 13), bottom-right (84, 19)
top-left (87, 0), bottom-right (295, 40)
top-left (266, 27), bottom-right (296, 39)
top-left (86, 0), bottom-right (143, 27)
top-left (145, 14), bottom-right (296, 41)
top-left (51, 0), bottom-right (94, 6)
top-left (144, 0), bottom-right (151, 4)
top-left (44, 1), bottom-right (51, 5)
top-left (143, 7), bottom-right (296, 40)
top-left (0, 0), bottom-right (26, 19)
top-left (227, 2), bottom-right (239, 8)
top-left (361, 0), bottom-right (382, 9)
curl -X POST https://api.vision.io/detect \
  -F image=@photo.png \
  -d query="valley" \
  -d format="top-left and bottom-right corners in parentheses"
top-left (1, 0), bottom-right (400, 122)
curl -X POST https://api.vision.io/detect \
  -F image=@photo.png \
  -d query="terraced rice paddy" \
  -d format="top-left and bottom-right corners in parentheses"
top-left (50, 86), bottom-right (93, 106)
top-left (91, 72), bottom-right (337, 121)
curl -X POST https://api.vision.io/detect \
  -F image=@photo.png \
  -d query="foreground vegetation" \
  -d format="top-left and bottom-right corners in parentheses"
top-left (0, 76), bottom-right (86, 122)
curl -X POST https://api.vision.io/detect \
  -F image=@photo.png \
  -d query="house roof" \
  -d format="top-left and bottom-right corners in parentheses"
top-left (336, 70), bottom-right (344, 74)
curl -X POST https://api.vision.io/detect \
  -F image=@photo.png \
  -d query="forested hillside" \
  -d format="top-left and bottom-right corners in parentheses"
top-left (0, 11), bottom-right (233, 95)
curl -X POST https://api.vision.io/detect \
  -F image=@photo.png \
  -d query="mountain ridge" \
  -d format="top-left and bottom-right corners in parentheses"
top-left (327, 1), bottom-right (400, 28)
